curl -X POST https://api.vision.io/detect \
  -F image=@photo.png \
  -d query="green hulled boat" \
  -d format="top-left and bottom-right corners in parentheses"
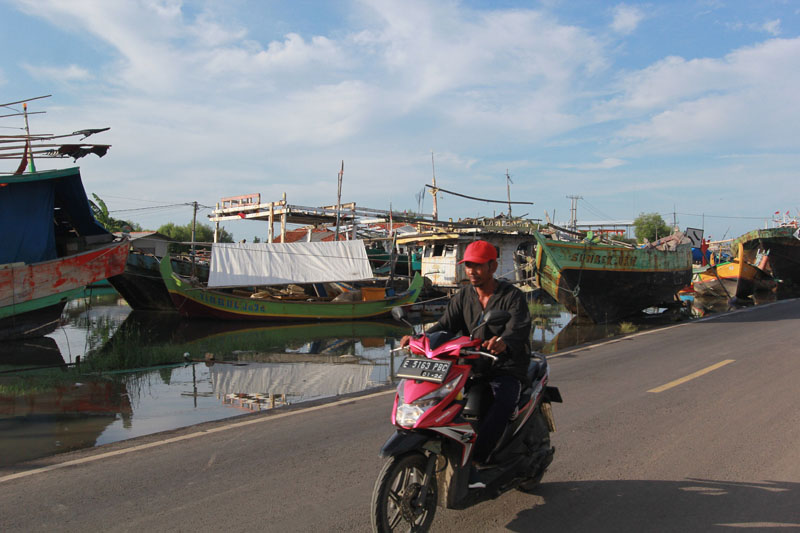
top-left (532, 232), bottom-right (692, 323)
top-left (160, 252), bottom-right (423, 321)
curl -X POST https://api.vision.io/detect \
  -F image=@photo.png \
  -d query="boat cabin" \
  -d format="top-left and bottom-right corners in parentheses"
top-left (397, 232), bottom-right (535, 292)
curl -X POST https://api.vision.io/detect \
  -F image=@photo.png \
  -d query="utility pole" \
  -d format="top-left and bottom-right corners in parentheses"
top-left (191, 201), bottom-right (198, 277)
top-left (335, 160), bottom-right (344, 240)
top-left (430, 151), bottom-right (438, 221)
top-left (567, 195), bottom-right (582, 231)
top-left (673, 204), bottom-right (677, 230)
top-left (505, 169), bottom-right (513, 219)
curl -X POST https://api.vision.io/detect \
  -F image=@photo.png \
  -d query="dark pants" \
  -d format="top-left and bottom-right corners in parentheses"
top-left (473, 375), bottom-right (521, 463)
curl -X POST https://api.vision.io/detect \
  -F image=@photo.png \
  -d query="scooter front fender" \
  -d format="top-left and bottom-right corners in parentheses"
top-left (379, 430), bottom-right (430, 458)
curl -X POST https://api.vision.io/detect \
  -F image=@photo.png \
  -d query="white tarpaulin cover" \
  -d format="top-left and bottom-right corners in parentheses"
top-left (207, 240), bottom-right (373, 287)
top-left (210, 363), bottom-right (376, 399)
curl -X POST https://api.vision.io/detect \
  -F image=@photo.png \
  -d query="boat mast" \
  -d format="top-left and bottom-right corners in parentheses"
top-left (430, 151), bottom-right (438, 221)
top-left (22, 103), bottom-right (35, 172)
top-left (506, 169), bottom-right (513, 219)
top-left (335, 160), bottom-right (344, 240)
top-left (191, 200), bottom-right (198, 277)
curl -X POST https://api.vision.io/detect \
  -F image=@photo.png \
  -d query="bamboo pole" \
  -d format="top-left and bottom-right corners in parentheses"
top-left (268, 203), bottom-right (274, 243)
top-left (280, 193), bottom-right (287, 242)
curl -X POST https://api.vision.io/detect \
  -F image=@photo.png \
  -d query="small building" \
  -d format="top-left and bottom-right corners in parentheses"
top-left (113, 231), bottom-right (173, 257)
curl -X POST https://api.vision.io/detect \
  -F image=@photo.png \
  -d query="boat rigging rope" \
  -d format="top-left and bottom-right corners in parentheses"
top-left (410, 294), bottom-right (449, 306)
top-left (571, 239), bottom-right (591, 299)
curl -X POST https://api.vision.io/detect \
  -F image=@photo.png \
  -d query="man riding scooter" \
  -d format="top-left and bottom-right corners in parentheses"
top-left (401, 239), bottom-right (532, 487)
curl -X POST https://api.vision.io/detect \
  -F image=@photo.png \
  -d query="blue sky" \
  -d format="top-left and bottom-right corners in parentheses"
top-left (2, 0), bottom-right (798, 241)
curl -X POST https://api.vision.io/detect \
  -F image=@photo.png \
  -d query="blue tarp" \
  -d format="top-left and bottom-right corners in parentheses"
top-left (0, 168), bottom-right (109, 265)
top-left (691, 247), bottom-right (711, 263)
top-left (0, 179), bottom-right (56, 264)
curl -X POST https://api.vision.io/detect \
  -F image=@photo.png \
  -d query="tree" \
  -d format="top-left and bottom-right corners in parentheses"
top-left (633, 213), bottom-right (672, 243)
top-left (89, 194), bottom-right (142, 232)
top-left (157, 221), bottom-right (233, 243)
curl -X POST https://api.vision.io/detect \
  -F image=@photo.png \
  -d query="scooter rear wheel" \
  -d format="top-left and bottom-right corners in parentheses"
top-left (517, 409), bottom-right (552, 494)
top-left (371, 452), bottom-right (437, 532)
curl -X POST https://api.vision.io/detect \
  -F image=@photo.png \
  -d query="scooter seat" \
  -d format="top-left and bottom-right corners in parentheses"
top-left (515, 359), bottom-right (546, 410)
top-left (527, 360), bottom-right (543, 382)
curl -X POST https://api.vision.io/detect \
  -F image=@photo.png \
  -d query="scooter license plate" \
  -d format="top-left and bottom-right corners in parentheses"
top-left (397, 357), bottom-right (452, 383)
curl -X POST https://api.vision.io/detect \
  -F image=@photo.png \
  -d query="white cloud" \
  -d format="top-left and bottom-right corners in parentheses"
top-left (22, 63), bottom-right (93, 82)
top-left (610, 4), bottom-right (645, 35)
top-left (606, 38), bottom-right (800, 153)
top-left (761, 19), bottom-right (781, 36)
top-left (351, 0), bottom-right (606, 141)
top-left (559, 158), bottom-right (627, 170)
top-left (10, 0), bottom-right (798, 240)
top-left (726, 18), bottom-right (782, 36)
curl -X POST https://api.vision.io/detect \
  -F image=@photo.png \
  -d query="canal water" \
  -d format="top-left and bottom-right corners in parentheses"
top-left (0, 288), bottom-right (768, 468)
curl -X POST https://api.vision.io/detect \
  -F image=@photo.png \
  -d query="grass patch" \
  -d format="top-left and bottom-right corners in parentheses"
top-left (618, 322), bottom-right (638, 334)
top-left (528, 302), bottom-right (563, 318)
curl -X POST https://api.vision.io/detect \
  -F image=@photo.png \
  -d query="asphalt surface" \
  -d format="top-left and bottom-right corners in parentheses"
top-left (2, 299), bottom-right (799, 532)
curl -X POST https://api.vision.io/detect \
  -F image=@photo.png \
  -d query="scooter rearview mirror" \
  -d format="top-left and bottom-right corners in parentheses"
top-left (391, 305), bottom-right (415, 331)
top-left (482, 310), bottom-right (511, 326)
top-left (469, 309), bottom-right (512, 338)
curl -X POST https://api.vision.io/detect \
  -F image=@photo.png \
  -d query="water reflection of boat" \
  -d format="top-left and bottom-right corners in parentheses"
top-left (175, 319), bottom-right (409, 357)
top-left (180, 320), bottom-right (407, 411)
top-left (0, 336), bottom-right (65, 367)
top-left (0, 321), bottom-right (132, 467)
top-left (97, 309), bottom-right (184, 349)
top-left (210, 362), bottom-right (378, 408)
top-left (690, 295), bottom-right (736, 317)
top-left (0, 308), bottom-right (132, 469)
top-left (542, 316), bottom-right (617, 353)
top-left (0, 373), bottom-right (132, 467)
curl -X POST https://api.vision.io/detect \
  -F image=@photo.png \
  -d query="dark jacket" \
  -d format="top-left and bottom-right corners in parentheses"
top-left (427, 279), bottom-right (532, 382)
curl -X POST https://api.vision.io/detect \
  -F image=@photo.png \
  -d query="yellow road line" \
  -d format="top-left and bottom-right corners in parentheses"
top-left (0, 388), bottom-right (395, 485)
top-left (648, 359), bottom-right (735, 393)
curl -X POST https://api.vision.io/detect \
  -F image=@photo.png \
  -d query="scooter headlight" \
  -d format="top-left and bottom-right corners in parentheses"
top-left (395, 375), bottom-right (462, 427)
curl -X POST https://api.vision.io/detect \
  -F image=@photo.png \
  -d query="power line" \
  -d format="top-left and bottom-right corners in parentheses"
top-left (110, 203), bottom-right (195, 214)
top-left (580, 198), bottom-right (615, 221)
top-left (100, 194), bottom-right (213, 210)
top-left (670, 212), bottom-right (770, 220)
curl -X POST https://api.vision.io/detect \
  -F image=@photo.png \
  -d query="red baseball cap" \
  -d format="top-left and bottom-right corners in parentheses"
top-left (459, 240), bottom-right (498, 264)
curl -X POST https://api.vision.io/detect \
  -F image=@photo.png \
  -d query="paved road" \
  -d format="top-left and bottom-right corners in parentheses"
top-left (2, 300), bottom-right (800, 532)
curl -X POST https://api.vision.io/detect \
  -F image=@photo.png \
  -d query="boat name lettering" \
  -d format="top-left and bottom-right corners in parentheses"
top-left (196, 292), bottom-right (267, 312)
top-left (569, 253), bottom-right (637, 266)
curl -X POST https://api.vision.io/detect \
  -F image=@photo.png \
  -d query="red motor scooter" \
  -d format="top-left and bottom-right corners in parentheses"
top-left (371, 308), bottom-right (562, 532)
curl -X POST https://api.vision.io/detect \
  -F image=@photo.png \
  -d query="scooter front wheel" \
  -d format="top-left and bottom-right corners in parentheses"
top-left (371, 452), bottom-right (437, 532)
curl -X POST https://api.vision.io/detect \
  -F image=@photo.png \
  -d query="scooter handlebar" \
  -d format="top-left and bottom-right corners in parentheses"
top-left (460, 349), bottom-right (499, 361)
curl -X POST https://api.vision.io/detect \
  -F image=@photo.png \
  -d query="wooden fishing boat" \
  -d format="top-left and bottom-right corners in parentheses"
top-left (1, 168), bottom-right (129, 340)
top-left (107, 232), bottom-right (175, 311)
top-left (729, 226), bottom-right (800, 294)
top-left (160, 241), bottom-right (423, 321)
top-left (370, 249), bottom-right (422, 276)
top-left (692, 258), bottom-right (775, 299)
top-left (532, 231), bottom-right (692, 323)
top-left (108, 233), bottom-right (210, 312)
